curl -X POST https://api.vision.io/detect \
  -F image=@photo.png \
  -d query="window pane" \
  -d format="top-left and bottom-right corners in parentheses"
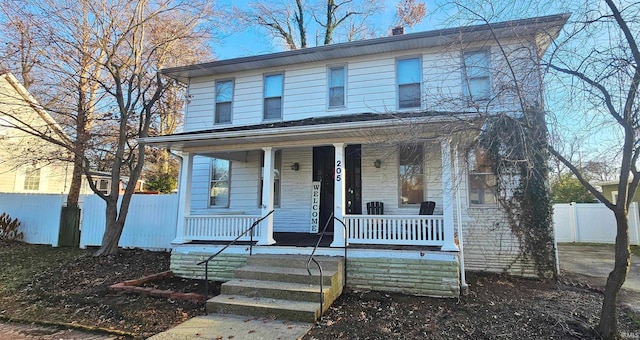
top-left (211, 159), bottom-right (229, 181)
top-left (215, 102), bottom-right (231, 123)
top-left (464, 52), bottom-right (489, 77)
top-left (264, 97), bottom-right (282, 119)
top-left (216, 80), bottom-right (233, 102)
top-left (469, 174), bottom-right (496, 204)
top-left (264, 74), bottom-right (283, 97)
top-left (24, 167), bottom-right (41, 191)
top-left (399, 144), bottom-right (423, 204)
top-left (329, 67), bottom-right (344, 87)
top-left (469, 78), bottom-right (490, 99)
top-left (399, 83), bottom-right (421, 108)
top-left (329, 86), bottom-right (345, 107)
top-left (397, 58), bottom-right (420, 85)
top-left (210, 181), bottom-right (229, 206)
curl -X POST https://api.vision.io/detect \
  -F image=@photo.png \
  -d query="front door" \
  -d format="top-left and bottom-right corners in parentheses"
top-left (313, 146), bottom-right (334, 232)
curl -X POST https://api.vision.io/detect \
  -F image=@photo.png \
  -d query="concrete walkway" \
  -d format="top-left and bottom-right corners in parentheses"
top-left (148, 314), bottom-right (312, 340)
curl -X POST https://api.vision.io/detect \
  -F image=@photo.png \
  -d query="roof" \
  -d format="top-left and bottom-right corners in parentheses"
top-left (162, 13), bottom-right (570, 83)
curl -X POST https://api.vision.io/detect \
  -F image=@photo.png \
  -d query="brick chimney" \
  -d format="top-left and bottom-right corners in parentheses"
top-left (392, 26), bottom-right (404, 36)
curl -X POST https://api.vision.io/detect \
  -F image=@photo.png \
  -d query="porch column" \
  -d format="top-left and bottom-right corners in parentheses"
top-left (440, 139), bottom-right (459, 251)
top-left (331, 143), bottom-right (347, 247)
top-left (173, 152), bottom-right (193, 244)
top-left (258, 147), bottom-right (276, 245)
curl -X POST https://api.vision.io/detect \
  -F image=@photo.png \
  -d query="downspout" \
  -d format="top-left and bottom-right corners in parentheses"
top-left (454, 147), bottom-right (469, 295)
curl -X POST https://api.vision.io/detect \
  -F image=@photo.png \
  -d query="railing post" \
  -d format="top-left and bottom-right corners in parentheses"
top-left (440, 139), bottom-right (459, 251)
top-left (331, 143), bottom-right (347, 247)
top-left (173, 152), bottom-right (193, 244)
top-left (258, 147), bottom-right (276, 245)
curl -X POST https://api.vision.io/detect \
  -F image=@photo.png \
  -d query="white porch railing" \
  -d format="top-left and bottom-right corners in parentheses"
top-left (344, 215), bottom-right (445, 246)
top-left (184, 215), bottom-right (262, 241)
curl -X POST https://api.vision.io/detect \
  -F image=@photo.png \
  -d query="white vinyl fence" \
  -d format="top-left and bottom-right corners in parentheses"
top-left (0, 193), bottom-right (65, 246)
top-left (553, 202), bottom-right (640, 245)
top-left (79, 194), bottom-right (177, 250)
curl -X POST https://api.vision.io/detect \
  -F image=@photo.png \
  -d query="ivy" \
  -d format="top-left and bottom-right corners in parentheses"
top-left (477, 109), bottom-right (556, 278)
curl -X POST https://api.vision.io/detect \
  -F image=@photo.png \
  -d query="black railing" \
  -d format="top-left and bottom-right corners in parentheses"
top-left (306, 214), bottom-right (348, 318)
top-left (197, 210), bottom-right (274, 298)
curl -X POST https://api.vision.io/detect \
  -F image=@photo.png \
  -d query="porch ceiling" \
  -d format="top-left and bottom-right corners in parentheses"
top-left (140, 112), bottom-right (483, 153)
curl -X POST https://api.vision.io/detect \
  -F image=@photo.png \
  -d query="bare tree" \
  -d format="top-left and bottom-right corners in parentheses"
top-left (394, 0), bottom-right (427, 28)
top-left (442, 1), bottom-right (639, 337)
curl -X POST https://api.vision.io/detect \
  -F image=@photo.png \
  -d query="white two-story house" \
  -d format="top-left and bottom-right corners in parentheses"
top-left (141, 14), bottom-right (568, 299)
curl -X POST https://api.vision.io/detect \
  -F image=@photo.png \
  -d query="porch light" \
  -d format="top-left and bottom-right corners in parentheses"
top-left (291, 162), bottom-right (300, 171)
top-left (373, 159), bottom-right (382, 168)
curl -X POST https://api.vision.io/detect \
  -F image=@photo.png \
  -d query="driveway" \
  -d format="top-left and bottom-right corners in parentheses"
top-left (557, 243), bottom-right (640, 311)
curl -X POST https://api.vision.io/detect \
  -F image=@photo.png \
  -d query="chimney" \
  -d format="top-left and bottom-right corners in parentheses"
top-left (392, 26), bottom-right (404, 36)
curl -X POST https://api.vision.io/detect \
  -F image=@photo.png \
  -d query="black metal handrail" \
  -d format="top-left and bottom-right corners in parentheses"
top-left (306, 213), bottom-right (349, 319)
top-left (197, 210), bottom-right (274, 298)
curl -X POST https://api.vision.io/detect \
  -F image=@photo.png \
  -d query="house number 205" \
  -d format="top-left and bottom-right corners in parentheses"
top-left (335, 160), bottom-right (342, 181)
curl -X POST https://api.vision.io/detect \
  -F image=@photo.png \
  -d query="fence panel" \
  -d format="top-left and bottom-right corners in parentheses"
top-left (80, 194), bottom-right (177, 250)
top-left (553, 203), bottom-right (640, 245)
top-left (0, 193), bottom-right (64, 246)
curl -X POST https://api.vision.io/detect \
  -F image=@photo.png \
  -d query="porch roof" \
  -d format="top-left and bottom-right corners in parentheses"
top-left (139, 111), bottom-right (482, 152)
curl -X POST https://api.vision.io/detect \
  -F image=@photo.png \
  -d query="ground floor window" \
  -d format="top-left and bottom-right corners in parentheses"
top-left (260, 150), bottom-right (281, 207)
top-left (468, 149), bottom-right (497, 205)
top-left (399, 144), bottom-right (424, 204)
top-left (209, 158), bottom-right (230, 207)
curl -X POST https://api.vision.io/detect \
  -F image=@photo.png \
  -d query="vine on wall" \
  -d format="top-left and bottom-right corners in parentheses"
top-left (477, 109), bottom-right (556, 278)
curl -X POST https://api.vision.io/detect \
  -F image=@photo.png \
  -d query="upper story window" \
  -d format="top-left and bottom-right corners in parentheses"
top-left (468, 148), bottom-right (497, 205)
top-left (264, 73), bottom-right (283, 120)
top-left (328, 66), bottom-right (345, 108)
top-left (399, 144), bottom-right (424, 205)
top-left (23, 167), bottom-right (41, 191)
top-left (397, 57), bottom-right (421, 109)
top-left (209, 158), bottom-right (230, 207)
top-left (215, 79), bottom-right (233, 124)
top-left (463, 50), bottom-right (491, 101)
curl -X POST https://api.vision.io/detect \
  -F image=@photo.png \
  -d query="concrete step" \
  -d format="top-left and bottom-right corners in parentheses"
top-left (207, 294), bottom-right (321, 323)
top-left (246, 254), bottom-right (343, 271)
top-left (233, 265), bottom-right (338, 286)
top-left (221, 279), bottom-right (331, 303)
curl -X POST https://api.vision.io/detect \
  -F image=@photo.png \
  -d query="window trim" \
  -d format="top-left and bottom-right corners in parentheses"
top-left (23, 166), bottom-right (41, 191)
top-left (263, 72), bottom-right (284, 121)
top-left (327, 64), bottom-right (346, 109)
top-left (398, 143), bottom-right (425, 206)
top-left (208, 158), bottom-right (231, 208)
top-left (462, 49), bottom-right (491, 102)
top-left (396, 56), bottom-right (423, 110)
top-left (214, 78), bottom-right (234, 124)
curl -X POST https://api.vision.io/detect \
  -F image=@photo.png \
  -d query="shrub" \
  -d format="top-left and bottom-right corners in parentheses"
top-left (0, 213), bottom-right (24, 241)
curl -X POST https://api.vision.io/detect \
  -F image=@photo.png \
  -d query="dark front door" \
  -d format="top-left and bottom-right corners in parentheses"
top-left (313, 146), bottom-right (334, 232)
top-left (345, 144), bottom-right (362, 214)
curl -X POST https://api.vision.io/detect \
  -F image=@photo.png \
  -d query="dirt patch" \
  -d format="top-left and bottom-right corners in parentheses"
top-left (1, 240), bottom-right (639, 339)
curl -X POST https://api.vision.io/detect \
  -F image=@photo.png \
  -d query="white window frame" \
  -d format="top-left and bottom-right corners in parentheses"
top-left (259, 150), bottom-right (282, 208)
top-left (396, 56), bottom-right (422, 110)
top-left (263, 72), bottom-right (284, 120)
top-left (462, 50), bottom-right (491, 102)
top-left (215, 78), bottom-right (234, 124)
top-left (327, 65), bottom-right (346, 109)
top-left (23, 166), bottom-right (41, 191)
top-left (398, 143), bottom-right (425, 206)
top-left (209, 158), bottom-right (231, 208)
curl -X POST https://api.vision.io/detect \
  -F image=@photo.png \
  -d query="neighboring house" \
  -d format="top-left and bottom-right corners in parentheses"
top-left (599, 181), bottom-right (640, 204)
top-left (141, 15), bottom-right (568, 298)
top-left (0, 72), bottom-right (81, 194)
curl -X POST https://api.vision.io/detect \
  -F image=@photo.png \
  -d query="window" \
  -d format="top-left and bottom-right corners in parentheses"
top-left (328, 66), bottom-right (345, 108)
top-left (215, 79), bottom-right (233, 124)
top-left (23, 167), bottom-right (41, 191)
top-left (397, 57), bottom-right (421, 109)
top-left (264, 73), bottom-right (283, 120)
top-left (468, 149), bottom-right (497, 205)
top-left (399, 144), bottom-right (424, 204)
top-left (463, 50), bottom-right (491, 101)
top-left (259, 150), bottom-right (281, 207)
top-left (94, 179), bottom-right (110, 195)
top-left (209, 158), bottom-right (230, 207)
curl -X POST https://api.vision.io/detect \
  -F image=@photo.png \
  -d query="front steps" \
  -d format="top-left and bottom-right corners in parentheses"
top-left (206, 254), bottom-right (345, 323)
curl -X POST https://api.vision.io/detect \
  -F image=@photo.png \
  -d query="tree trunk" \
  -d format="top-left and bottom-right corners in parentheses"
top-left (93, 197), bottom-right (124, 256)
top-left (596, 210), bottom-right (631, 339)
top-left (66, 153), bottom-right (84, 207)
